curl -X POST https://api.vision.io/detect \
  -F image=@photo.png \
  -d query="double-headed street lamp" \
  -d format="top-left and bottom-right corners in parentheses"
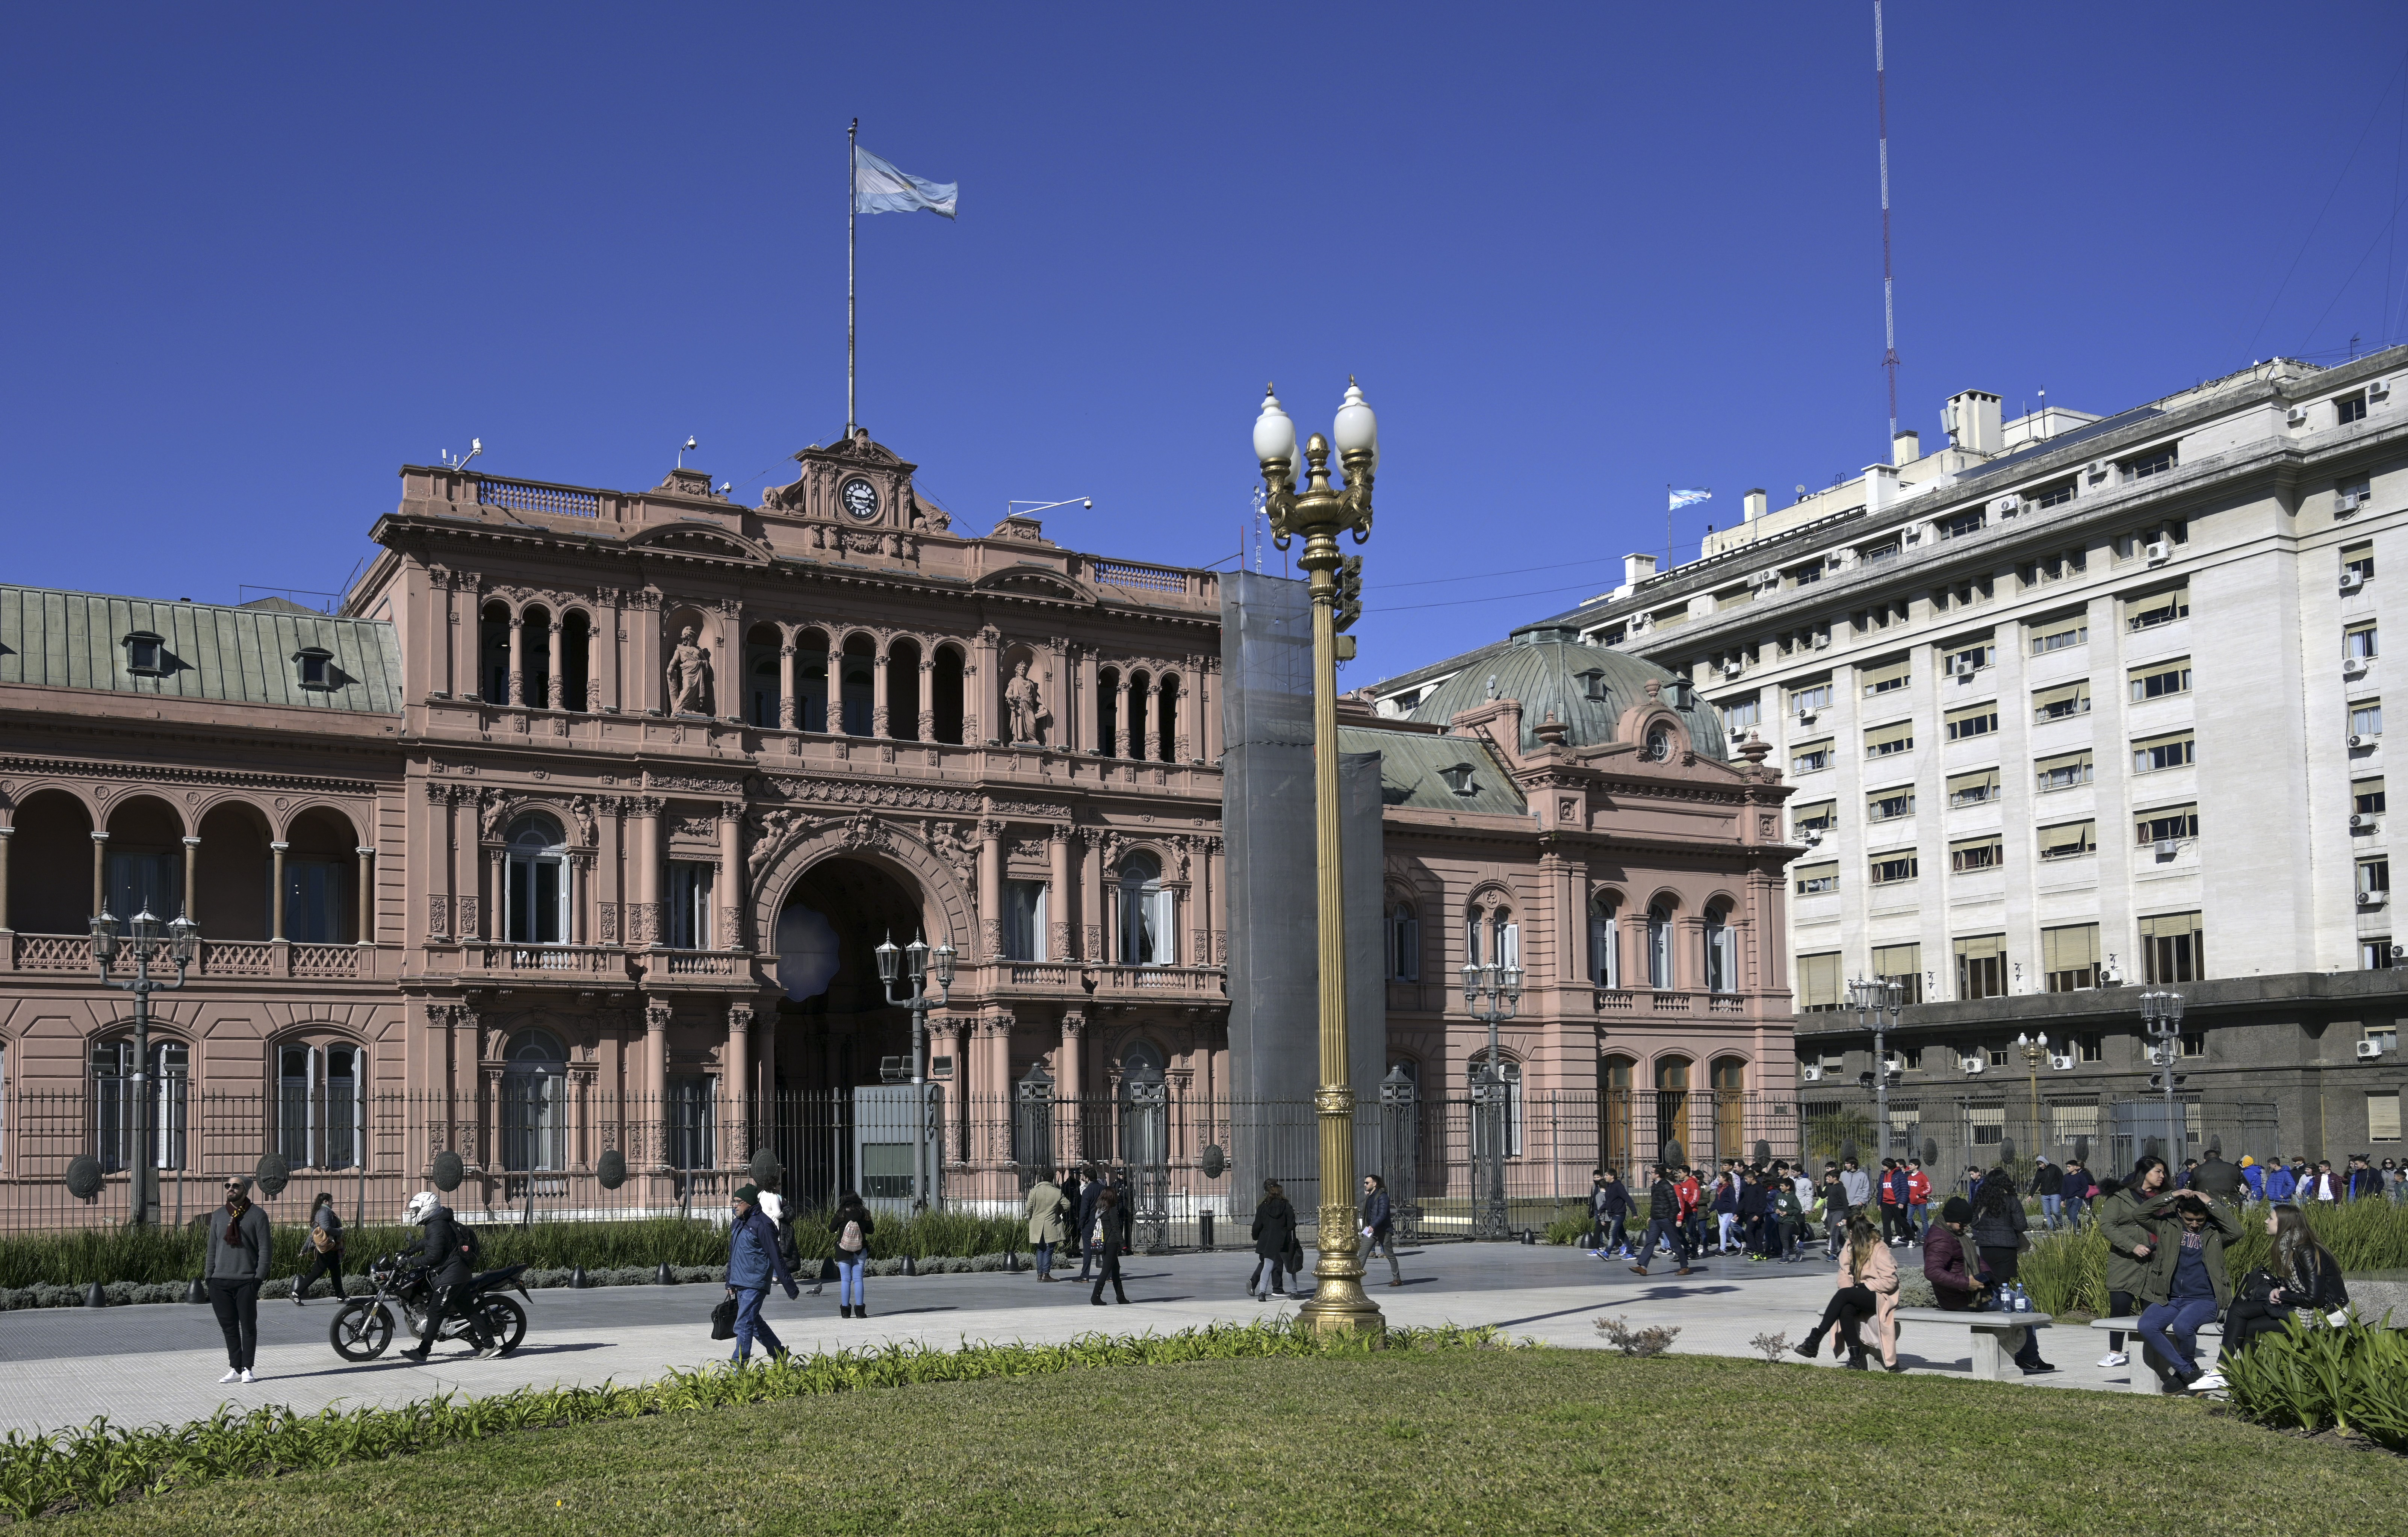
top-left (1255, 377), bottom-right (1381, 1337)
top-left (2139, 989), bottom-right (2187, 1165)
top-left (90, 904), bottom-right (199, 1225)
top-left (2015, 1031), bottom-right (2051, 1156)
top-left (1847, 977), bottom-right (1903, 1165)
top-left (1460, 957), bottom-right (1523, 1241)
top-left (876, 929), bottom-right (956, 1211)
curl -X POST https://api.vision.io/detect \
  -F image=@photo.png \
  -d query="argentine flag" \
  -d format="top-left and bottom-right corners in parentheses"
top-left (1668, 488), bottom-right (1711, 511)
top-left (855, 145), bottom-right (958, 219)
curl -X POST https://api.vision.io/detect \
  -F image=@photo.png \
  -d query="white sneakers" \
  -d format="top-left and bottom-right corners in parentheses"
top-left (2190, 1371), bottom-right (2227, 1392)
top-left (218, 1369), bottom-right (240, 1383)
top-left (2096, 1351), bottom-right (2128, 1368)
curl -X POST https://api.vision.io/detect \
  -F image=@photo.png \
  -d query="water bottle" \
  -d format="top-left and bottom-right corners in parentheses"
top-left (2015, 1283), bottom-right (2033, 1314)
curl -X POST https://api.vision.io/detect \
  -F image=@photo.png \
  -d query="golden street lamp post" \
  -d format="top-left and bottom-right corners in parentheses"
top-left (1255, 379), bottom-right (1382, 1337)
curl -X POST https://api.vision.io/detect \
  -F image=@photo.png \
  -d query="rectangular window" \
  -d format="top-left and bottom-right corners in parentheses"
top-left (1795, 862), bottom-right (1839, 895)
top-left (2129, 658), bottom-right (2193, 702)
top-left (105, 851), bottom-right (182, 930)
top-left (1790, 681), bottom-right (1834, 713)
top-left (1791, 800), bottom-right (1836, 835)
top-left (2338, 392), bottom-right (2370, 425)
top-left (2348, 622), bottom-right (2379, 661)
top-left (1938, 509), bottom-right (1986, 540)
top-left (2127, 586), bottom-right (2190, 631)
top-left (1792, 739), bottom-right (1832, 774)
top-left (2030, 617), bottom-right (2088, 655)
top-left (665, 1075), bottom-right (717, 1171)
top-left (2354, 700), bottom-right (2385, 737)
top-left (2043, 923), bottom-right (2101, 992)
top-left (2033, 681), bottom-right (2092, 722)
top-left (1789, 563), bottom-right (1824, 589)
top-left (282, 862), bottom-right (343, 945)
top-left (1946, 768), bottom-right (2000, 807)
top-left (2136, 804), bottom-right (2199, 846)
top-left (2034, 478), bottom-right (2076, 509)
top-left (2122, 445), bottom-right (2178, 481)
top-left (1862, 539), bottom-right (1901, 565)
top-left (1943, 641), bottom-right (1996, 675)
top-left (2134, 732), bottom-right (2195, 773)
top-left (1948, 836), bottom-right (2002, 873)
top-left (2345, 542), bottom-right (2376, 582)
top-left (1869, 854), bottom-right (1919, 885)
top-left (2038, 820), bottom-right (2096, 861)
top-left (666, 862), bottom-right (714, 949)
top-left (2359, 857), bottom-right (2390, 896)
top-left (1721, 693), bottom-right (1761, 734)
top-left (2036, 750), bottom-right (2093, 791)
top-left (2139, 911), bottom-right (2204, 983)
top-left (1871, 943), bottom-right (1922, 1005)
top-left (2051, 1099), bottom-right (2101, 1147)
top-left (1002, 880), bottom-right (1050, 962)
top-left (1970, 1103), bottom-right (2006, 1145)
top-left (2357, 777), bottom-right (2388, 815)
top-left (2078, 1033), bottom-right (2104, 1063)
top-left (2372, 1091), bottom-right (2402, 1143)
top-left (1797, 951), bottom-right (1842, 1011)
top-left (1945, 702), bottom-right (1999, 741)
top-left (2363, 939), bottom-right (2394, 971)
top-left (1865, 721), bottom-right (1914, 758)
top-left (1955, 934), bottom-right (2008, 1001)
top-left (2179, 1033), bottom-right (2206, 1058)
top-left (1867, 788), bottom-right (1916, 822)
top-left (1860, 657), bottom-right (1913, 696)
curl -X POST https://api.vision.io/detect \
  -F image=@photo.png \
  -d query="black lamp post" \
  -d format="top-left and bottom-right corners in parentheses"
top-left (91, 904), bottom-right (198, 1225)
top-left (1460, 955), bottom-right (1523, 1240)
top-left (877, 929), bottom-right (955, 1211)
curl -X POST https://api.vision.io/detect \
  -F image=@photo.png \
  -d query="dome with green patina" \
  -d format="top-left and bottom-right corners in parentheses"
top-left (1405, 624), bottom-right (1730, 758)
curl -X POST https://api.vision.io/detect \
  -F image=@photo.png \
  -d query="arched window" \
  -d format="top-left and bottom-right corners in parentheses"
top-left (1097, 668), bottom-right (1121, 757)
top-left (560, 610), bottom-right (591, 711)
top-left (480, 603), bottom-right (511, 705)
top-left (1155, 675), bottom-right (1180, 761)
top-left (1647, 902), bottom-right (1674, 990)
top-left (839, 635), bottom-right (876, 736)
top-left (1711, 1056), bottom-right (1748, 1163)
top-left (1589, 894), bottom-right (1620, 988)
top-left (1470, 1052), bottom-right (1524, 1158)
top-left (520, 605), bottom-right (552, 709)
top-left (1463, 906), bottom-right (1517, 973)
top-left (794, 629), bottom-right (830, 733)
top-left (1703, 903), bottom-right (1737, 993)
top-left (746, 624), bottom-right (784, 729)
top-left (888, 638), bottom-right (923, 740)
top-left (1116, 1040), bottom-right (1168, 1170)
top-left (932, 645), bottom-right (966, 744)
top-left (1654, 1058), bottom-right (1691, 1160)
top-left (501, 1029), bottom-right (567, 1172)
top-left (1600, 1055), bottom-right (1635, 1172)
top-left (277, 1039), bottom-right (362, 1169)
top-left (91, 1037), bottom-right (188, 1172)
top-left (1386, 899), bottom-right (1419, 982)
top-left (504, 814), bottom-right (569, 945)
top-left (1118, 853), bottom-right (1174, 965)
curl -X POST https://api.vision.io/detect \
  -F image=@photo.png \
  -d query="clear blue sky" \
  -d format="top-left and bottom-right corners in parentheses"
top-left (6, 2), bottom-right (2406, 683)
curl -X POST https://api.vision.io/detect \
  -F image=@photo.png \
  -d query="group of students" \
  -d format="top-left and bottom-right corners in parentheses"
top-left (1585, 1154), bottom-right (1939, 1273)
top-left (2244, 1152), bottom-right (2403, 1204)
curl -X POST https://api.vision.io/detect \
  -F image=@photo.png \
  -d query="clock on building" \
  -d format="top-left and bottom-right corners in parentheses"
top-left (840, 477), bottom-right (880, 521)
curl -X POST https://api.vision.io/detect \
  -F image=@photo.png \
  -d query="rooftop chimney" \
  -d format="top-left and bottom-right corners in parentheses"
top-left (1623, 553), bottom-right (1658, 586)
top-left (1941, 391), bottom-right (2004, 456)
top-left (1892, 430), bottom-right (1920, 466)
top-left (1743, 488), bottom-right (1767, 522)
top-left (1862, 463), bottom-right (1898, 513)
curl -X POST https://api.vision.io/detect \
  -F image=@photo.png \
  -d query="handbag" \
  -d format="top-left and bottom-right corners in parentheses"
top-left (311, 1227), bottom-right (336, 1254)
top-left (2236, 1267), bottom-right (2278, 1305)
top-left (710, 1296), bottom-right (738, 1340)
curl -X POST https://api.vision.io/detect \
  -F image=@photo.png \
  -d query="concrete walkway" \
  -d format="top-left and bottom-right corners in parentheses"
top-left (0, 1242), bottom-right (2146, 1436)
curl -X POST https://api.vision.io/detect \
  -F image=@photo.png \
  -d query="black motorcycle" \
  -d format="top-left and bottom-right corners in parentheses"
top-left (329, 1253), bottom-right (532, 1361)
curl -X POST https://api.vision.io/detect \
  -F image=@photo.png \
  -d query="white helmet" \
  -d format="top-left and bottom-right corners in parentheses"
top-left (404, 1190), bottom-right (438, 1225)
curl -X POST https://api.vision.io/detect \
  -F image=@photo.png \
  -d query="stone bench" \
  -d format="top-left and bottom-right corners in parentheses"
top-left (2093, 1306), bottom-right (2407, 1393)
top-left (1893, 1307), bottom-right (2051, 1380)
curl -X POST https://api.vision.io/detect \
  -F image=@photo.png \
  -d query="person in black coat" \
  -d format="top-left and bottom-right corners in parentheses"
top-left (1250, 1179), bottom-right (1297, 1300)
top-left (1088, 1187), bottom-right (1133, 1305)
top-left (1628, 1165), bottom-right (1696, 1277)
top-left (1360, 1174), bottom-right (1401, 1286)
top-left (1073, 1169), bottom-right (1104, 1282)
top-left (2223, 1202), bottom-right (2349, 1360)
top-left (400, 1189), bottom-right (493, 1361)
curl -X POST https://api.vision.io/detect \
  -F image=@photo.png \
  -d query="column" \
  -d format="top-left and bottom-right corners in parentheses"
top-left (180, 835), bottom-right (200, 925)
top-left (972, 626), bottom-right (1000, 744)
top-left (1072, 646), bottom-right (1096, 754)
top-left (451, 790), bottom-right (479, 940)
top-left (1206, 836), bottom-right (1227, 967)
top-left (944, 1018), bottom-right (972, 1163)
top-left (546, 621), bottom-right (564, 709)
top-left (644, 998), bottom-right (671, 1168)
top-left (632, 797), bottom-right (663, 945)
top-left (1079, 829), bottom-right (1104, 962)
top-left (1058, 1010), bottom-right (1085, 1164)
top-left (987, 1012), bottom-right (1015, 1166)
top-left (871, 646), bottom-right (891, 738)
top-left (1177, 660), bottom-right (1197, 759)
top-left (1190, 837), bottom-right (1212, 969)
top-left (726, 1002), bottom-right (753, 1161)
top-left (717, 800), bottom-right (744, 950)
top-left (977, 818), bottom-right (1004, 960)
top-left (964, 1013), bottom-right (994, 1165)
top-left (0, 825), bottom-right (12, 930)
top-left (354, 845), bottom-right (375, 945)
top-left (453, 1004), bottom-right (481, 1164)
top-left (1114, 676), bottom-right (1134, 758)
top-left (597, 595), bottom-right (623, 712)
top-left (506, 614), bottom-right (524, 706)
top-left (1047, 827), bottom-right (1072, 963)
top-left (1200, 659), bottom-right (1222, 761)
top-left (269, 840), bottom-right (289, 940)
top-left (778, 641), bottom-right (797, 729)
top-left (600, 797), bottom-right (625, 944)
top-left (433, 573), bottom-right (457, 697)
top-left (89, 830), bottom-right (107, 919)
top-left (918, 655), bottom-right (936, 741)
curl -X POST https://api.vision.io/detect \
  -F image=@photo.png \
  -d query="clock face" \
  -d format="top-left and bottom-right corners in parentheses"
top-left (840, 477), bottom-right (880, 521)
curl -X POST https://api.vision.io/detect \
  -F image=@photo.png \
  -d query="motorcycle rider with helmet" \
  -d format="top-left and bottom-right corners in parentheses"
top-left (400, 1190), bottom-right (496, 1361)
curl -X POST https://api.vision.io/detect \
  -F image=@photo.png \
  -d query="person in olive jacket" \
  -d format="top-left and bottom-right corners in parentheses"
top-left (1025, 1170), bottom-right (1069, 1282)
top-left (204, 1177), bottom-right (273, 1384)
top-left (1250, 1179), bottom-right (1297, 1300)
top-left (2131, 1186), bottom-right (2240, 1392)
top-left (2096, 1156), bottom-right (2172, 1368)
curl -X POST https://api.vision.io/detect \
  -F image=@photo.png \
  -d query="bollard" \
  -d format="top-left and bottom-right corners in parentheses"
top-left (84, 1280), bottom-right (108, 1309)
top-left (569, 1264), bottom-right (590, 1290)
top-left (902, 1254), bottom-right (917, 1277)
top-left (1199, 1211), bottom-right (1216, 1249)
top-left (655, 1261), bottom-right (676, 1286)
top-left (1005, 1249), bottom-right (1019, 1273)
top-left (186, 1276), bottom-right (207, 1304)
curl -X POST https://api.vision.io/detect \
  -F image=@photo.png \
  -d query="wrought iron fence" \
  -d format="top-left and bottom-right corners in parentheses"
top-left (1795, 1087), bottom-right (2285, 1190)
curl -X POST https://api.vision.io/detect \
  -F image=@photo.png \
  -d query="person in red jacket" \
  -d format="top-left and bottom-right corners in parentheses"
top-left (1906, 1161), bottom-right (1934, 1242)
top-left (1674, 1168), bottom-right (1706, 1260)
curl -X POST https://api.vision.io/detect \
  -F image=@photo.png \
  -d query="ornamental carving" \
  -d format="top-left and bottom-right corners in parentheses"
top-left (770, 777), bottom-right (979, 813)
top-left (671, 816), bottom-right (719, 840)
top-left (643, 772), bottom-right (739, 795)
top-left (835, 813), bottom-right (887, 853)
top-left (572, 796), bottom-right (597, 846)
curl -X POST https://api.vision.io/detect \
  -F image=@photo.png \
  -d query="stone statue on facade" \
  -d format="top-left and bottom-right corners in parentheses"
top-left (1004, 659), bottom-right (1048, 744)
top-left (666, 626), bottom-right (715, 715)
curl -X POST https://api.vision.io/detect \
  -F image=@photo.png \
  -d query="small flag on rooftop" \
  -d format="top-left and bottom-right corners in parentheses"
top-left (1668, 488), bottom-right (1712, 511)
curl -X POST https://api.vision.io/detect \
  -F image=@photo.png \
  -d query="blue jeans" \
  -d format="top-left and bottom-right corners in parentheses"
top-left (2061, 1196), bottom-right (2087, 1229)
top-left (836, 1254), bottom-right (867, 1308)
top-left (2040, 1194), bottom-right (2062, 1229)
top-left (2139, 1297), bottom-right (2221, 1380)
top-left (729, 1286), bottom-right (784, 1361)
top-left (1033, 1240), bottom-right (1056, 1277)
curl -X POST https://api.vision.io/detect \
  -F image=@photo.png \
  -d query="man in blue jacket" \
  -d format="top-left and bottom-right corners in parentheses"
top-left (2265, 1160), bottom-right (2299, 1202)
top-left (724, 1184), bottom-right (800, 1363)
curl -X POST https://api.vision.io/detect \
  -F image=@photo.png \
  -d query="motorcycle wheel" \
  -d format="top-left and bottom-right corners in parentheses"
top-left (478, 1295), bottom-right (528, 1355)
top-left (330, 1299), bottom-right (396, 1361)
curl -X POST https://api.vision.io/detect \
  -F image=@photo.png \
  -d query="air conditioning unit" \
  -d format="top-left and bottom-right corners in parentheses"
top-left (2351, 812), bottom-right (2377, 831)
top-left (1721, 660), bottom-right (1743, 678)
top-left (2393, 943), bottom-right (2407, 962)
top-left (2086, 460), bottom-right (2106, 479)
top-left (1952, 657), bottom-right (1978, 679)
top-left (2342, 571), bottom-right (2367, 593)
top-left (2049, 1054), bottom-right (2077, 1071)
top-left (2346, 657), bottom-right (2370, 678)
top-left (2145, 539), bottom-right (2171, 563)
top-left (1794, 707), bottom-right (1818, 727)
top-left (2155, 838), bottom-right (2181, 859)
top-left (2373, 377), bottom-right (2393, 400)
top-left (2359, 1039), bottom-right (2387, 1060)
top-left (1960, 1055), bottom-right (1986, 1075)
top-left (1800, 1065), bottom-right (1824, 1082)
top-left (1801, 828), bottom-right (1823, 846)
top-left (2338, 489), bottom-right (2366, 514)
top-left (2358, 889), bottom-right (2388, 909)
top-left (1812, 630), bottom-right (1832, 650)
top-left (2288, 403), bottom-right (2311, 426)
top-left (1990, 494), bottom-right (2023, 516)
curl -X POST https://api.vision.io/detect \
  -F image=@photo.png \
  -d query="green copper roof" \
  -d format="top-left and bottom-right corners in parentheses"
top-left (0, 586), bottom-right (403, 714)
top-left (1405, 624), bottom-right (1729, 758)
top-left (1335, 726), bottom-right (1527, 815)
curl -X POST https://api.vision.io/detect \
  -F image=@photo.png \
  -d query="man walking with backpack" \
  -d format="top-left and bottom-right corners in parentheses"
top-left (1628, 1164), bottom-right (1698, 1277)
top-left (400, 1190), bottom-right (495, 1362)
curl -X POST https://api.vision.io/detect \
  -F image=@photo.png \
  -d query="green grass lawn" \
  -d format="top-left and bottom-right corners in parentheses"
top-left (53, 1351), bottom-right (2408, 1536)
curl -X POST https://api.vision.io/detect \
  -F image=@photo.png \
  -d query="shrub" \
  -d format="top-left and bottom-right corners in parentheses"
top-left (1594, 1316), bottom-right (1680, 1357)
top-left (2019, 1200), bottom-right (2408, 1317)
top-left (2220, 1314), bottom-right (2408, 1449)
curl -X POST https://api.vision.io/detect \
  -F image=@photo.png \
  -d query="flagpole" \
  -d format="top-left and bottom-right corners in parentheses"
top-left (848, 117), bottom-right (858, 438)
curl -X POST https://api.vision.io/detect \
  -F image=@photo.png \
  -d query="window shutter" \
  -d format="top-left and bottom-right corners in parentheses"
top-left (1865, 721), bottom-right (1915, 754)
top-left (2038, 821), bottom-right (2096, 859)
top-left (2042, 924), bottom-right (2100, 972)
top-left (1797, 952), bottom-right (1841, 1009)
top-left (2368, 1091), bottom-right (2402, 1143)
top-left (2033, 681), bottom-right (2092, 719)
top-left (1859, 656), bottom-right (1912, 694)
top-left (1946, 768), bottom-right (2000, 804)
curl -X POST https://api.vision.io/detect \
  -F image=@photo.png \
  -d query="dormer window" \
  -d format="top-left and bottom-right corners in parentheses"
top-left (293, 648), bottom-right (335, 691)
top-left (1438, 762), bottom-right (1478, 796)
top-left (1575, 669), bottom-right (1608, 703)
top-left (123, 631), bottom-right (165, 676)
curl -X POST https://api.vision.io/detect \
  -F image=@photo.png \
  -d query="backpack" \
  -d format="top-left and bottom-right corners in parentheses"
top-left (840, 1218), bottom-right (864, 1253)
top-left (454, 1222), bottom-right (483, 1268)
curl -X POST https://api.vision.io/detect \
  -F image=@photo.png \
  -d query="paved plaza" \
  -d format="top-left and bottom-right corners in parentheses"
top-left (0, 1240), bottom-right (2154, 1435)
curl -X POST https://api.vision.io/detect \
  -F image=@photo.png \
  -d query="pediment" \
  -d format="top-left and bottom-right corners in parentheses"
top-left (628, 524), bottom-right (771, 563)
top-left (973, 566), bottom-right (1092, 602)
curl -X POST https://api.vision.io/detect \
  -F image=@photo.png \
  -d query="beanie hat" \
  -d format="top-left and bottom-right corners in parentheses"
top-left (1941, 1196), bottom-right (1973, 1224)
top-left (733, 1183), bottom-right (760, 1205)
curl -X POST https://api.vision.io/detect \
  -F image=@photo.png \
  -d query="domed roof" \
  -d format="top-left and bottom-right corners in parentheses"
top-left (1406, 624), bottom-right (1730, 759)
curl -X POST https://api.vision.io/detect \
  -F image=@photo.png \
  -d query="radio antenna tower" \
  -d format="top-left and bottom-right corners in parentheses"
top-left (1874, 1), bottom-right (1901, 442)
